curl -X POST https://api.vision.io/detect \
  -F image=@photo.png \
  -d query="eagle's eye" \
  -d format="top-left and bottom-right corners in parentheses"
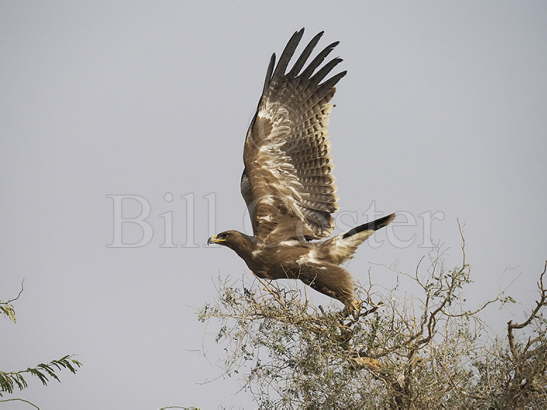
top-left (218, 232), bottom-right (228, 239)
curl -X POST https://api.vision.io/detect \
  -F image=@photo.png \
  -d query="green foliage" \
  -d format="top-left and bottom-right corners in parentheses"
top-left (0, 284), bottom-right (22, 324)
top-left (0, 355), bottom-right (82, 396)
top-left (0, 304), bottom-right (16, 323)
top-left (1, 283), bottom-right (82, 408)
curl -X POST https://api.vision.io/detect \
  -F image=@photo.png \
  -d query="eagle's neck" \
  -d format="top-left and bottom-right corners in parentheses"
top-left (229, 232), bottom-right (257, 260)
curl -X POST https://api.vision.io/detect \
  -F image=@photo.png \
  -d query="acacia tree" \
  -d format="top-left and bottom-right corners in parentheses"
top-left (199, 232), bottom-right (546, 408)
top-left (0, 283), bottom-right (82, 409)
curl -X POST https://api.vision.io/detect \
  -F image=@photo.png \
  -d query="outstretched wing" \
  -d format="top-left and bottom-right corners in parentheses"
top-left (242, 29), bottom-right (346, 243)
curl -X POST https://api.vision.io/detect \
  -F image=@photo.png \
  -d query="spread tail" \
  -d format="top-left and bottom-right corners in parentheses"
top-left (318, 213), bottom-right (396, 265)
top-left (342, 213), bottom-right (396, 239)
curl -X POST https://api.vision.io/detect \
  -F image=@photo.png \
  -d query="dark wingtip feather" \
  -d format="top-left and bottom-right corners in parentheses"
top-left (261, 31), bottom-right (346, 99)
top-left (288, 31), bottom-right (325, 77)
top-left (316, 70), bottom-right (347, 99)
top-left (273, 29), bottom-right (305, 78)
top-left (300, 41), bottom-right (340, 79)
top-left (322, 69), bottom-right (347, 87)
top-left (262, 53), bottom-right (276, 95)
top-left (309, 57), bottom-right (344, 85)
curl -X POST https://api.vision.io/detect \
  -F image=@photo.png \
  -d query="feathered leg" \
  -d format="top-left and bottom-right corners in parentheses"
top-left (298, 263), bottom-right (358, 309)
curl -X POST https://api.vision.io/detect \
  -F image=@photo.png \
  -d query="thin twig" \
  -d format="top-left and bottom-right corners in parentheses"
top-left (0, 398), bottom-right (40, 409)
top-left (1, 280), bottom-right (25, 305)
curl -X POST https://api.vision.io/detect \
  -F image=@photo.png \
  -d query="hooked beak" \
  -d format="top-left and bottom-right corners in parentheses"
top-left (207, 235), bottom-right (225, 245)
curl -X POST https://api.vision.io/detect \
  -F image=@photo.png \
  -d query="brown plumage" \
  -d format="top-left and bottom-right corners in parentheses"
top-left (209, 29), bottom-right (395, 309)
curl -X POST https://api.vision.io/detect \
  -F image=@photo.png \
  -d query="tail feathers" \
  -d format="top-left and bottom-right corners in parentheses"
top-left (317, 213), bottom-right (396, 265)
top-left (342, 213), bottom-right (395, 239)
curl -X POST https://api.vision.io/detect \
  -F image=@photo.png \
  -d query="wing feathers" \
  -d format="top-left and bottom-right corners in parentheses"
top-left (300, 41), bottom-right (340, 79)
top-left (317, 71), bottom-right (347, 95)
top-left (243, 29), bottom-right (346, 242)
top-left (309, 58), bottom-right (344, 85)
top-left (262, 53), bottom-right (276, 95)
top-left (288, 31), bottom-right (324, 77)
top-left (273, 28), bottom-right (304, 78)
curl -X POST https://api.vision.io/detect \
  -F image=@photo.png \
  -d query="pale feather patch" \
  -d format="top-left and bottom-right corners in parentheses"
top-left (322, 230), bottom-right (375, 265)
top-left (278, 240), bottom-right (300, 246)
top-left (255, 117), bottom-right (308, 224)
top-left (297, 248), bottom-right (321, 265)
top-left (258, 214), bottom-right (273, 222)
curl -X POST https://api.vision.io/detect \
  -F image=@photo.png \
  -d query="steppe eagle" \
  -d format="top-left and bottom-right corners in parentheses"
top-left (208, 29), bottom-right (395, 310)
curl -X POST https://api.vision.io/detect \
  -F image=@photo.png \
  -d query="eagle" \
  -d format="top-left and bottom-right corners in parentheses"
top-left (208, 29), bottom-right (395, 310)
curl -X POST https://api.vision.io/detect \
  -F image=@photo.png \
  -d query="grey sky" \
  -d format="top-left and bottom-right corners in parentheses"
top-left (1, 1), bottom-right (546, 409)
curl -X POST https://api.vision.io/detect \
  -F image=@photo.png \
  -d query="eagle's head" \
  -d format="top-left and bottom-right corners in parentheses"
top-left (207, 230), bottom-right (254, 253)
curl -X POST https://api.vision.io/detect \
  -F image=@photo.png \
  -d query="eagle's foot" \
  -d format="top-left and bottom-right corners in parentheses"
top-left (340, 299), bottom-right (362, 320)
